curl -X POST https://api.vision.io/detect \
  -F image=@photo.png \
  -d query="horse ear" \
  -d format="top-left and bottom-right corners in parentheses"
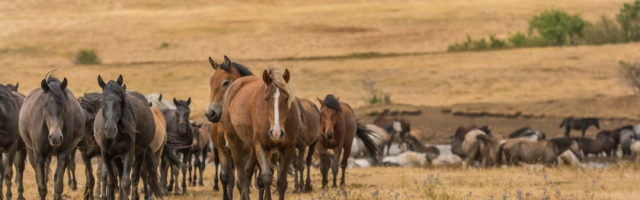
top-left (283, 69), bottom-right (290, 83)
top-left (122, 84), bottom-right (127, 91)
top-left (14, 82), bottom-right (18, 90)
top-left (316, 97), bottom-right (323, 106)
top-left (60, 77), bottom-right (68, 91)
top-left (262, 70), bottom-right (272, 85)
top-left (173, 98), bottom-right (178, 105)
top-left (158, 93), bottom-right (163, 101)
top-left (221, 55), bottom-right (232, 71)
top-left (41, 79), bottom-right (49, 92)
top-left (97, 75), bottom-right (106, 88)
top-left (209, 57), bottom-right (219, 70)
top-left (186, 97), bottom-right (191, 105)
top-left (117, 75), bottom-right (124, 86)
top-left (336, 96), bottom-right (340, 102)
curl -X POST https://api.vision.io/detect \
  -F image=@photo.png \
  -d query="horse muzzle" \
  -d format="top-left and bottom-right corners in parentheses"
top-left (48, 132), bottom-right (63, 147)
top-left (325, 131), bottom-right (334, 139)
top-left (205, 103), bottom-right (222, 123)
top-left (104, 126), bottom-right (118, 139)
top-left (269, 128), bottom-right (285, 140)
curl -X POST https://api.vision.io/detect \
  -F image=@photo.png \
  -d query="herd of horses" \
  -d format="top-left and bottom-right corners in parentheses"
top-left (2, 56), bottom-right (640, 200)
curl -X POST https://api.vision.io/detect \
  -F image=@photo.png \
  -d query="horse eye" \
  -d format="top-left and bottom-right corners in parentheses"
top-left (222, 80), bottom-right (231, 87)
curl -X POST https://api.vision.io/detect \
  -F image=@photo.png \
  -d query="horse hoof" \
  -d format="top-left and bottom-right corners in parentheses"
top-left (199, 182), bottom-right (204, 187)
top-left (213, 185), bottom-right (219, 191)
top-left (304, 185), bottom-right (313, 193)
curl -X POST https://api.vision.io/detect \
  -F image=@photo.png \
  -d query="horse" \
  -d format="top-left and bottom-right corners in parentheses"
top-left (147, 93), bottom-right (176, 110)
top-left (204, 56), bottom-right (252, 199)
top-left (573, 136), bottom-right (615, 157)
top-left (18, 75), bottom-right (85, 200)
top-left (77, 92), bottom-right (104, 199)
top-left (162, 97), bottom-right (193, 195)
top-left (189, 122), bottom-right (210, 187)
top-left (316, 94), bottom-right (380, 189)
top-left (620, 128), bottom-right (636, 156)
top-left (0, 83), bottom-right (27, 200)
top-left (451, 124), bottom-right (478, 158)
top-left (460, 128), bottom-right (494, 167)
top-left (503, 138), bottom-right (583, 166)
top-left (351, 124), bottom-right (386, 159)
top-left (373, 115), bottom-right (410, 155)
top-left (403, 134), bottom-right (440, 162)
top-left (560, 117), bottom-right (599, 138)
top-left (219, 66), bottom-right (304, 200)
top-left (132, 106), bottom-right (168, 199)
top-left (508, 126), bottom-right (546, 141)
top-left (291, 98), bottom-right (322, 193)
top-left (93, 75), bottom-right (163, 200)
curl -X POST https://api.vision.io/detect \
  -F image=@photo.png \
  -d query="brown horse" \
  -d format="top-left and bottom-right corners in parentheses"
top-left (93, 75), bottom-right (163, 200)
top-left (316, 94), bottom-right (379, 189)
top-left (373, 115), bottom-right (410, 155)
top-left (451, 124), bottom-right (478, 158)
top-left (189, 122), bottom-right (210, 187)
top-left (503, 138), bottom-right (583, 166)
top-left (77, 92), bottom-right (103, 199)
top-left (19, 75), bottom-right (85, 200)
top-left (221, 66), bottom-right (301, 200)
top-left (204, 56), bottom-right (252, 199)
top-left (291, 98), bottom-right (322, 193)
top-left (0, 83), bottom-right (27, 200)
top-left (163, 98), bottom-right (193, 195)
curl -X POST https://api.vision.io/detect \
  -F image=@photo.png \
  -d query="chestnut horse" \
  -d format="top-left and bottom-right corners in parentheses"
top-left (204, 56), bottom-right (252, 199)
top-left (221, 66), bottom-right (301, 200)
top-left (292, 98), bottom-right (322, 193)
top-left (316, 94), bottom-right (379, 188)
top-left (19, 75), bottom-right (85, 200)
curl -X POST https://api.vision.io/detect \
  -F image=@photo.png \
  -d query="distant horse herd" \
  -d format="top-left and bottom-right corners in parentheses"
top-left (1, 56), bottom-right (640, 200)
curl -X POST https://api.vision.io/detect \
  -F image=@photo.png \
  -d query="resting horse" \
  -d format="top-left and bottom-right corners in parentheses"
top-left (560, 117), bottom-right (599, 138)
top-left (503, 138), bottom-right (583, 166)
top-left (316, 94), bottom-right (380, 189)
top-left (93, 75), bottom-right (163, 200)
top-left (19, 75), bottom-right (84, 200)
top-left (451, 124), bottom-right (478, 159)
top-left (508, 126), bottom-right (546, 141)
top-left (0, 83), bottom-right (27, 200)
top-left (373, 115), bottom-right (410, 155)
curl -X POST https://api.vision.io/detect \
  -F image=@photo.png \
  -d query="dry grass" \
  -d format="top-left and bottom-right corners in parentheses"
top-left (16, 161), bottom-right (640, 199)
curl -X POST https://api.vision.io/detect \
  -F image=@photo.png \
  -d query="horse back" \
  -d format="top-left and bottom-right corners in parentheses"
top-left (296, 98), bottom-right (321, 145)
top-left (126, 92), bottom-right (156, 148)
top-left (149, 106), bottom-right (167, 153)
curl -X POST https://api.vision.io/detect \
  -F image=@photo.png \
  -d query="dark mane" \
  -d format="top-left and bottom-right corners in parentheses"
top-left (0, 85), bottom-right (13, 100)
top-left (224, 62), bottom-right (253, 77)
top-left (102, 81), bottom-right (137, 135)
top-left (323, 94), bottom-right (341, 112)
top-left (550, 137), bottom-right (575, 150)
top-left (508, 126), bottom-right (531, 138)
top-left (79, 92), bottom-right (102, 114)
top-left (45, 77), bottom-right (66, 102)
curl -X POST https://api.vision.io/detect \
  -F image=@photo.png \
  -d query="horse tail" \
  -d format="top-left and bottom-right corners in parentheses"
top-left (143, 149), bottom-right (165, 198)
top-left (162, 144), bottom-right (183, 168)
top-left (356, 122), bottom-right (381, 164)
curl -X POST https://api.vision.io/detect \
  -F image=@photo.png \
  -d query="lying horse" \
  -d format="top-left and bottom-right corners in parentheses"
top-left (508, 126), bottom-right (546, 141)
top-left (19, 75), bottom-right (85, 200)
top-left (503, 138), bottom-right (583, 166)
top-left (373, 115), bottom-right (410, 155)
top-left (560, 117), bottom-right (599, 138)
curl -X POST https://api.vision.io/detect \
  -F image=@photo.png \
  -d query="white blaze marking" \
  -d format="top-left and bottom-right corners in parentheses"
top-left (393, 121), bottom-right (402, 133)
top-left (273, 88), bottom-right (280, 130)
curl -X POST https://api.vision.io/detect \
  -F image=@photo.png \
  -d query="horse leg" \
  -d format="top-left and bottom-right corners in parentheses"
top-left (254, 144), bottom-right (273, 200)
top-left (304, 142), bottom-right (316, 193)
top-left (199, 149), bottom-right (207, 186)
top-left (0, 153), bottom-right (5, 200)
top-left (245, 149), bottom-right (261, 200)
top-left (293, 145), bottom-right (304, 193)
top-left (80, 151), bottom-right (94, 200)
top-left (3, 149), bottom-right (17, 200)
top-left (277, 147), bottom-right (295, 200)
top-left (67, 150), bottom-right (78, 191)
top-left (181, 152), bottom-right (191, 194)
top-left (317, 147), bottom-right (330, 189)
top-left (228, 145), bottom-right (249, 200)
top-left (340, 143), bottom-right (353, 187)
top-left (564, 126), bottom-right (571, 138)
top-left (212, 147), bottom-right (220, 191)
top-left (188, 152), bottom-right (194, 186)
top-left (27, 149), bottom-right (46, 200)
top-left (53, 153), bottom-right (69, 200)
top-left (331, 147), bottom-right (342, 188)
top-left (582, 128), bottom-right (586, 139)
top-left (130, 153), bottom-right (144, 200)
top-left (14, 149), bottom-right (26, 200)
top-left (118, 151), bottom-right (134, 200)
top-left (170, 159), bottom-right (178, 194)
top-left (191, 151), bottom-right (198, 186)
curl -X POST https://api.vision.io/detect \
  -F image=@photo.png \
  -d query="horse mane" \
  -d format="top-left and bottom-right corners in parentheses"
top-left (267, 66), bottom-right (294, 107)
top-left (323, 94), bottom-right (341, 112)
top-left (508, 126), bottom-right (531, 138)
top-left (0, 85), bottom-right (13, 100)
top-left (103, 81), bottom-right (137, 136)
top-left (224, 62), bottom-right (253, 77)
top-left (79, 92), bottom-right (102, 114)
top-left (44, 77), bottom-right (67, 102)
top-left (550, 137), bottom-right (575, 151)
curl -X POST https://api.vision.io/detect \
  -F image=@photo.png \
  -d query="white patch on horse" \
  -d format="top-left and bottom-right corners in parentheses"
top-left (273, 88), bottom-right (281, 132)
top-left (393, 121), bottom-right (402, 133)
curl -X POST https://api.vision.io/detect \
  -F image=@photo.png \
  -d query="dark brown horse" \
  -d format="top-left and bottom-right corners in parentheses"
top-left (0, 83), bottom-right (27, 200)
top-left (291, 98), bottom-right (322, 193)
top-left (162, 98), bottom-right (193, 195)
top-left (93, 75), bottom-right (163, 200)
top-left (316, 94), bottom-right (379, 189)
top-left (189, 122), bottom-right (210, 187)
top-left (204, 56), bottom-right (251, 199)
top-left (451, 124), bottom-right (478, 158)
top-left (19, 75), bottom-right (84, 200)
top-left (77, 92), bottom-right (104, 199)
top-left (560, 117), bottom-right (599, 138)
top-left (221, 66), bottom-right (301, 200)
top-left (373, 115), bottom-right (410, 155)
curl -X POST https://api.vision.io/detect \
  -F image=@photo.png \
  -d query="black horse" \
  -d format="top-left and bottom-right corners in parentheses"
top-left (162, 98), bottom-right (193, 195)
top-left (19, 75), bottom-right (85, 200)
top-left (0, 83), bottom-right (27, 200)
top-left (76, 92), bottom-right (104, 199)
top-left (560, 117), bottom-right (599, 138)
top-left (93, 75), bottom-right (163, 200)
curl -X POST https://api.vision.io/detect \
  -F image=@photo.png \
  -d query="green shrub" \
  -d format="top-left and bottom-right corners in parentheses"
top-left (584, 16), bottom-right (625, 44)
top-left (617, 0), bottom-right (640, 41)
top-left (620, 61), bottom-right (640, 92)
top-left (508, 32), bottom-right (528, 47)
top-left (367, 93), bottom-right (391, 105)
top-left (489, 35), bottom-right (507, 49)
top-left (160, 42), bottom-right (170, 48)
top-left (75, 49), bottom-right (100, 65)
top-left (529, 9), bottom-right (589, 45)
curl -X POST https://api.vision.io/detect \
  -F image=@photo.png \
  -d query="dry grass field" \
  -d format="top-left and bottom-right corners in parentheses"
top-left (3, 0), bottom-right (640, 199)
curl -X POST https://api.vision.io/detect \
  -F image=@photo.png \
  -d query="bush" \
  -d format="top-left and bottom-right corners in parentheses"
top-left (584, 16), bottom-right (625, 44)
top-left (529, 9), bottom-right (589, 45)
top-left (508, 32), bottom-right (528, 47)
top-left (75, 49), bottom-right (100, 65)
top-left (367, 93), bottom-right (391, 105)
top-left (160, 42), bottom-right (170, 48)
top-left (620, 61), bottom-right (640, 92)
top-left (489, 35), bottom-right (507, 49)
top-left (617, 0), bottom-right (640, 42)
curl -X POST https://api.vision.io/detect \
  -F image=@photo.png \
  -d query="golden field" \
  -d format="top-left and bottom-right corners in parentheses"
top-left (3, 0), bottom-right (640, 199)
